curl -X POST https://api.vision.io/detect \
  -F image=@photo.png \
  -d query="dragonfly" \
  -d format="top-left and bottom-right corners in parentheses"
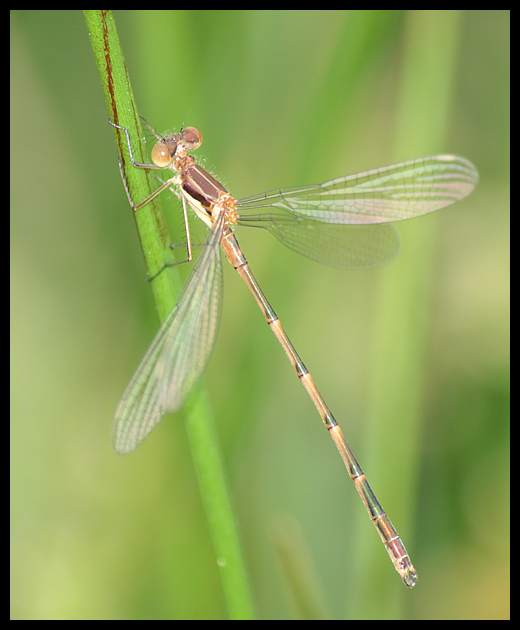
top-left (110, 116), bottom-right (478, 588)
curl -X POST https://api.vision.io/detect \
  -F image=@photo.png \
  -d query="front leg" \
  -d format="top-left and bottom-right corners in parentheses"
top-left (109, 119), bottom-right (177, 211)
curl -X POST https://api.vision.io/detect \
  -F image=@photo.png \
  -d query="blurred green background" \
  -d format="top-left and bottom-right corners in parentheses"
top-left (11, 10), bottom-right (509, 619)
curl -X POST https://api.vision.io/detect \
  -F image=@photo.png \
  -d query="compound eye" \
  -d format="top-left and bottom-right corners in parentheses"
top-left (151, 142), bottom-right (172, 167)
top-left (181, 126), bottom-right (202, 150)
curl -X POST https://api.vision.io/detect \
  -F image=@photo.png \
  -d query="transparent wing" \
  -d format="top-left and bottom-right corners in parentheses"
top-left (238, 215), bottom-right (401, 268)
top-left (237, 155), bottom-right (479, 224)
top-left (112, 213), bottom-right (225, 456)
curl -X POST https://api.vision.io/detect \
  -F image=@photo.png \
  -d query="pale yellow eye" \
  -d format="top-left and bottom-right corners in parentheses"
top-left (181, 127), bottom-right (202, 151)
top-left (151, 142), bottom-right (172, 167)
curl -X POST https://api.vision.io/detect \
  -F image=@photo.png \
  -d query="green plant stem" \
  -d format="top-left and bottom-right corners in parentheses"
top-left (84, 10), bottom-right (255, 619)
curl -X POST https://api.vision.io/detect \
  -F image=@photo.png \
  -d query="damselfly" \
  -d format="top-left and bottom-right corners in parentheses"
top-left (110, 117), bottom-right (478, 587)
